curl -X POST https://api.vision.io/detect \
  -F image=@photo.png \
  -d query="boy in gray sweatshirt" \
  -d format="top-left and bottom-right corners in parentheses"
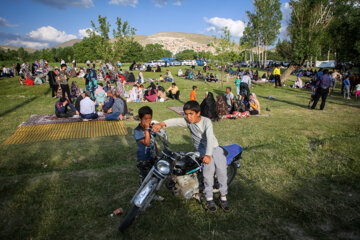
top-left (152, 101), bottom-right (229, 212)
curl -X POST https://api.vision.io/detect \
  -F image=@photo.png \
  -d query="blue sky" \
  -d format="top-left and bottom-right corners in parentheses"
top-left (0, 0), bottom-right (291, 49)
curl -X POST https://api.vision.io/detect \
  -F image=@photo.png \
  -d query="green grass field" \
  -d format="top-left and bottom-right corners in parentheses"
top-left (1, 66), bottom-right (360, 239)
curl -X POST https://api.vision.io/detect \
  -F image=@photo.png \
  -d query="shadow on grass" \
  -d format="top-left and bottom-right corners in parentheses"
top-left (0, 96), bottom-right (38, 118)
top-left (257, 95), bottom-right (309, 109)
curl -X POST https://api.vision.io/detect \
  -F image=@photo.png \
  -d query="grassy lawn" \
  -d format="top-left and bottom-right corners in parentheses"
top-left (0, 66), bottom-right (360, 239)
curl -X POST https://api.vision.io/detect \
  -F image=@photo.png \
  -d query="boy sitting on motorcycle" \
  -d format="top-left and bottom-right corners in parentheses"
top-left (152, 101), bottom-right (230, 212)
top-left (134, 106), bottom-right (157, 184)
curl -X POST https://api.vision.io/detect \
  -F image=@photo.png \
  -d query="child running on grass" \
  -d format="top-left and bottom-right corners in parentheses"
top-left (152, 101), bottom-right (230, 212)
top-left (190, 85), bottom-right (197, 101)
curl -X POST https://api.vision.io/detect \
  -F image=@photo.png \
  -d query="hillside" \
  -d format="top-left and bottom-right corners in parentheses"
top-left (0, 45), bottom-right (37, 53)
top-left (56, 32), bottom-right (216, 54)
top-left (2, 32), bottom-right (274, 54)
top-left (53, 39), bottom-right (82, 48)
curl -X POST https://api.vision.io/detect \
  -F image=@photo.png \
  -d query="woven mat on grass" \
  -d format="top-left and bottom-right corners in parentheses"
top-left (3, 120), bottom-right (127, 145)
top-left (168, 106), bottom-right (184, 116)
top-left (20, 114), bottom-right (106, 127)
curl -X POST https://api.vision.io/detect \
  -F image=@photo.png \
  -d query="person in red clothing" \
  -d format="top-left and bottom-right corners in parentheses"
top-left (190, 85), bottom-right (197, 101)
top-left (25, 78), bottom-right (34, 86)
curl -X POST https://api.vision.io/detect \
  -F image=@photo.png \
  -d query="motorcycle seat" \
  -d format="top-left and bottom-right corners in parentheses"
top-left (220, 144), bottom-right (243, 165)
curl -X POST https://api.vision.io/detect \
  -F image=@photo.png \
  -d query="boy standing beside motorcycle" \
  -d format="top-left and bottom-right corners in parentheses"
top-left (152, 101), bottom-right (230, 212)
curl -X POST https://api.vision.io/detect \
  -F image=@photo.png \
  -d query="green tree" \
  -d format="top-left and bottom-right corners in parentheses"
top-left (245, 0), bottom-right (282, 67)
top-left (279, 0), bottom-right (333, 83)
top-left (143, 44), bottom-right (171, 61)
top-left (327, 0), bottom-right (360, 64)
top-left (175, 49), bottom-right (197, 60)
top-left (211, 27), bottom-right (235, 86)
top-left (73, 36), bottom-right (101, 63)
top-left (113, 17), bottom-right (137, 62)
top-left (90, 15), bottom-right (113, 62)
top-left (120, 41), bottom-right (144, 63)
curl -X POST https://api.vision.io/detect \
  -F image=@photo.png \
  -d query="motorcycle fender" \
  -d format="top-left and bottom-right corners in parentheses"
top-left (133, 178), bottom-right (158, 208)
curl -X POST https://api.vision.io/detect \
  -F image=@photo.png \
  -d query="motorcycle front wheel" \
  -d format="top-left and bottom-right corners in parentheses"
top-left (118, 205), bottom-right (139, 232)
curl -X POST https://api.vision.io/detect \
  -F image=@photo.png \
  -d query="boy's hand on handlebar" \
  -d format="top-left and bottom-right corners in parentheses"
top-left (203, 155), bottom-right (211, 165)
top-left (152, 123), bottom-right (165, 132)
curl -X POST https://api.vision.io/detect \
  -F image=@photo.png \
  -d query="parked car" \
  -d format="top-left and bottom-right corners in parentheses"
top-left (144, 61), bottom-right (156, 68)
top-left (172, 60), bottom-right (181, 66)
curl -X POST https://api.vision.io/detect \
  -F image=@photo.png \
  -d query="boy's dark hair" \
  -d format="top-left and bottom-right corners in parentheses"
top-left (226, 87), bottom-right (231, 91)
top-left (138, 106), bottom-right (153, 119)
top-left (61, 64), bottom-right (67, 68)
top-left (192, 85), bottom-right (197, 90)
top-left (183, 101), bottom-right (201, 113)
top-left (172, 82), bottom-right (176, 86)
top-left (323, 69), bottom-right (329, 74)
top-left (60, 97), bottom-right (67, 103)
top-left (98, 83), bottom-right (103, 87)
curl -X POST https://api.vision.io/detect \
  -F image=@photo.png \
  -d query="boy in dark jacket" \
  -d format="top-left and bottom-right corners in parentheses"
top-left (55, 97), bottom-right (79, 118)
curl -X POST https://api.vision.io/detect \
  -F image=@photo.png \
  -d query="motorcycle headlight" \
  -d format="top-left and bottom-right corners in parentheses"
top-left (156, 160), bottom-right (170, 175)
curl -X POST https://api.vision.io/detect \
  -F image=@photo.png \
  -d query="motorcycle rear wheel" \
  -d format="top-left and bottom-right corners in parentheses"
top-left (118, 205), bottom-right (139, 232)
top-left (227, 163), bottom-right (237, 184)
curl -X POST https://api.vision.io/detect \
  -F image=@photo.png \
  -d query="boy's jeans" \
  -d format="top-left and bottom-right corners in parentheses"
top-left (203, 146), bottom-right (228, 200)
top-left (105, 112), bottom-right (121, 121)
top-left (344, 85), bottom-right (350, 98)
top-left (236, 86), bottom-right (240, 96)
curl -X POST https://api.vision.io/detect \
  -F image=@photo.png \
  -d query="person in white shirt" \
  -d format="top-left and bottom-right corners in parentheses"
top-left (80, 91), bottom-right (98, 119)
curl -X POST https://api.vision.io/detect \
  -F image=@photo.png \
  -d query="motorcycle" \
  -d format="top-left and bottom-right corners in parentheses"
top-left (118, 128), bottom-right (243, 232)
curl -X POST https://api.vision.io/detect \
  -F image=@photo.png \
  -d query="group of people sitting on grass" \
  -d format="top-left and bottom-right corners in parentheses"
top-left (54, 88), bottom-right (128, 121)
top-left (190, 85), bottom-right (260, 122)
top-left (176, 68), bottom-right (219, 82)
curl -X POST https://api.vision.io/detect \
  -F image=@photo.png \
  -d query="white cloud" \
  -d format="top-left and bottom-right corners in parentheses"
top-left (32, 0), bottom-right (93, 9)
top-left (6, 39), bottom-right (49, 49)
top-left (109, 0), bottom-right (138, 7)
top-left (78, 28), bottom-right (99, 38)
top-left (173, 0), bottom-right (185, 6)
top-left (0, 17), bottom-right (18, 27)
top-left (151, 0), bottom-right (184, 7)
top-left (204, 17), bottom-right (246, 38)
top-left (152, 0), bottom-right (167, 7)
top-left (280, 2), bottom-right (292, 40)
top-left (28, 26), bottom-right (77, 43)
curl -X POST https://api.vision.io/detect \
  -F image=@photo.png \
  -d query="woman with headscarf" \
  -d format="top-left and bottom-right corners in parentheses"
top-left (200, 92), bottom-right (218, 121)
top-left (128, 85), bottom-right (138, 102)
top-left (144, 83), bottom-right (157, 102)
top-left (216, 95), bottom-right (229, 116)
top-left (95, 83), bottom-right (106, 106)
top-left (116, 80), bottom-right (125, 97)
top-left (249, 93), bottom-right (260, 115)
top-left (71, 81), bottom-right (81, 99)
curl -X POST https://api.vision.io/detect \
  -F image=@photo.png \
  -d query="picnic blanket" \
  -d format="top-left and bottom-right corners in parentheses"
top-left (3, 120), bottom-right (128, 145)
top-left (20, 114), bottom-right (106, 127)
top-left (168, 106), bottom-right (184, 116)
top-left (220, 111), bottom-right (250, 119)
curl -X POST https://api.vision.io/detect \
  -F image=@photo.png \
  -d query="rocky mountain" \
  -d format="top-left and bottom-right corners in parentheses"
top-left (53, 32), bottom-right (216, 54)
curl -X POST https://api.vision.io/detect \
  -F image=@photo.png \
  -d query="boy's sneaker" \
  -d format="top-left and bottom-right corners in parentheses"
top-left (219, 199), bottom-right (230, 212)
top-left (206, 200), bottom-right (217, 212)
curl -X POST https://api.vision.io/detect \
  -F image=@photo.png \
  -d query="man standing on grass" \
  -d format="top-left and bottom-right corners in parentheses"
top-left (59, 64), bottom-right (71, 101)
top-left (311, 69), bottom-right (332, 110)
top-left (240, 71), bottom-right (251, 97)
top-left (273, 65), bottom-right (281, 87)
